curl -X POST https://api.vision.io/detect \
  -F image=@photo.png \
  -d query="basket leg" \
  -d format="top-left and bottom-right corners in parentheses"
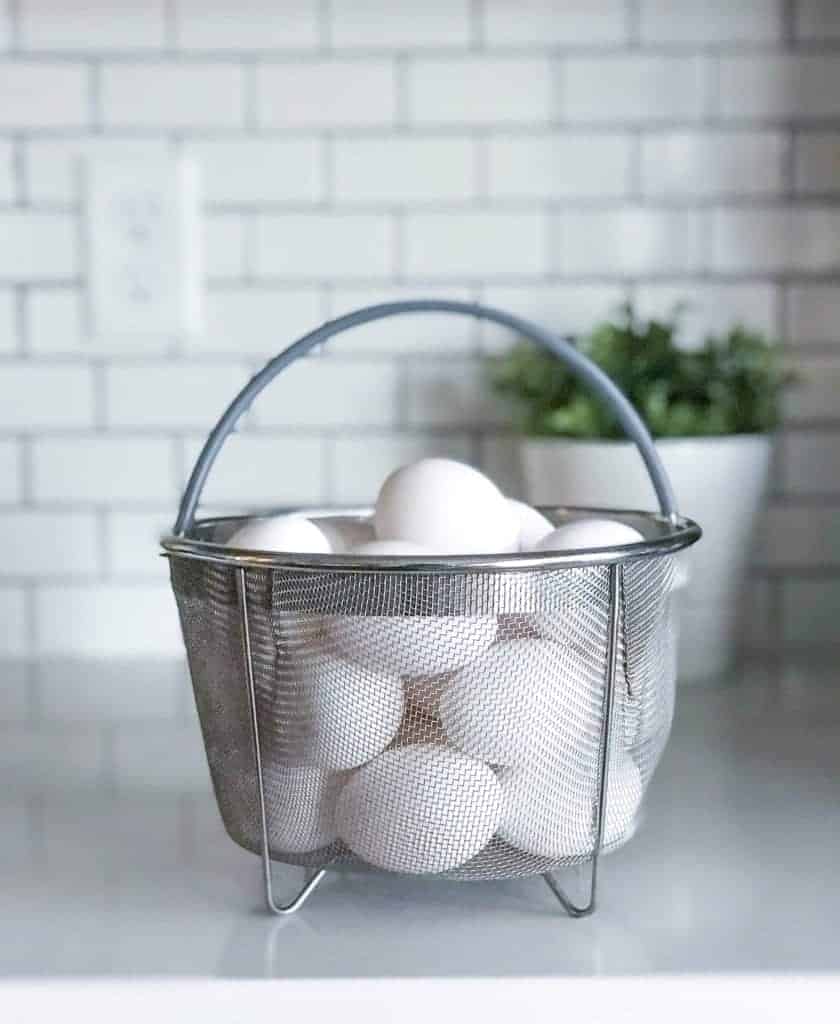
top-left (542, 563), bottom-right (622, 919)
top-left (236, 567), bottom-right (328, 917)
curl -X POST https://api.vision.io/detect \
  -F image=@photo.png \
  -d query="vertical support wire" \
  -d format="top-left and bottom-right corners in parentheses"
top-left (544, 563), bottom-right (622, 917)
top-left (236, 568), bottom-right (326, 915)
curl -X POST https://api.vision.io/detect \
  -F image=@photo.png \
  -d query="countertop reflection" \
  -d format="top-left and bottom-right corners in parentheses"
top-left (2, 662), bottom-right (839, 979)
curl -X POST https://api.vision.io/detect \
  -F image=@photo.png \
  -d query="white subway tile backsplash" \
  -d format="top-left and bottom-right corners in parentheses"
top-left (794, 133), bottom-right (840, 195)
top-left (782, 431), bottom-right (840, 495)
top-left (328, 284), bottom-right (475, 354)
top-left (633, 283), bottom-right (778, 346)
top-left (25, 138), bottom-right (171, 204)
top-left (796, 0), bottom-right (840, 40)
top-left (782, 579), bottom-right (840, 649)
top-left (104, 362), bottom-right (249, 429)
top-left (0, 212), bottom-right (77, 281)
top-left (487, 134), bottom-right (631, 200)
top-left (0, 364), bottom-right (95, 429)
top-left (255, 213), bottom-right (394, 279)
top-left (710, 208), bottom-right (840, 273)
top-left (102, 62), bottom-right (245, 127)
top-left (108, 512), bottom-right (176, 578)
top-left (0, 512), bottom-right (99, 577)
top-left (763, 505), bottom-right (840, 569)
top-left (19, 0), bottom-right (166, 51)
top-left (32, 438), bottom-right (177, 504)
top-left (0, 140), bottom-right (14, 202)
top-left (331, 0), bottom-right (470, 49)
top-left (0, 441), bottom-right (21, 504)
top-left (641, 132), bottom-right (785, 198)
top-left (185, 139), bottom-right (323, 204)
top-left (718, 56), bottom-right (840, 120)
top-left (252, 358), bottom-right (400, 427)
top-left (0, 62), bottom-right (89, 128)
top-left (639, 0), bottom-right (780, 44)
top-left (404, 357), bottom-right (506, 428)
top-left (38, 659), bottom-right (182, 721)
top-left (199, 286), bottom-right (322, 354)
top-left (786, 285), bottom-right (840, 346)
top-left (334, 137), bottom-right (476, 204)
top-left (408, 57), bottom-right (553, 125)
top-left (182, 434), bottom-right (324, 507)
top-left (483, 0), bottom-right (627, 47)
top-left (257, 60), bottom-right (397, 127)
top-left (27, 288), bottom-right (83, 354)
top-left (0, 290), bottom-right (16, 352)
top-left (36, 585), bottom-right (183, 655)
top-left (564, 57), bottom-right (706, 124)
top-left (404, 211), bottom-right (545, 278)
top-left (552, 208), bottom-right (704, 276)
top-left (205, 215), bottom-right (248, 282)
top-left (0, 590), bottom-right (26, 657)
top-left (783, 358), bottom-right (840, 422)
top-left (176, 0), bottom-right (318, 51)
top-left (479, 282), bottom-right (627, 352)
top-left (329, 433), bottom-right (472, 505)
top-left (0, 0), bottom-right (834, 674)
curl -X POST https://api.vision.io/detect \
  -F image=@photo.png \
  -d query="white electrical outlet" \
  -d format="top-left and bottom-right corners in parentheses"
top-left (87, 156), bottom-right (202, 337)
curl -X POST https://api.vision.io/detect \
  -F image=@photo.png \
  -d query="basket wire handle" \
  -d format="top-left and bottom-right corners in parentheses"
top-left (173, 299), bottom-right (678, 535)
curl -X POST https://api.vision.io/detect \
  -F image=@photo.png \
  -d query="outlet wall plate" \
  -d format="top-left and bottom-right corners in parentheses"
top-left (87, 156), bottom-right (202, 337)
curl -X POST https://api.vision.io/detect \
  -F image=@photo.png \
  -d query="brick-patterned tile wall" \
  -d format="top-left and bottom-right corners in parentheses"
top-left (1, 0), bottom-right (839, 699)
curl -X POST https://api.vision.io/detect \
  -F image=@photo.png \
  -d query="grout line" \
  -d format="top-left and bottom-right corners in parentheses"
top-left (164, 0), bottom-right (178, 52)
top-left (12, 134), bottom-right (27, 206)
top-left (781, 0), bottom-right (797, 48)
top-left (89, 60), bottom-right (104, 134)
top-left (394, 53), bottom-right (409, 129)
top-left (626, 0), bottom-right (641, 48)
top-left (243, 57), bottom-right (258, 131)
top-left (470, 0), bottom-right (484, 51)
top-left (7, 0), bottom-right (19, 51)
top-left (13, 282), bottom-right (27, 354)
top-left (18, 433), bottom-right (32, 504)
top-left (318, 0), bottom-right (332, 53)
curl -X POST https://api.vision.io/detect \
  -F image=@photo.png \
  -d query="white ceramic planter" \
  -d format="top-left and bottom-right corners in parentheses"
top-left (521, 435), bottom-right (773, 683)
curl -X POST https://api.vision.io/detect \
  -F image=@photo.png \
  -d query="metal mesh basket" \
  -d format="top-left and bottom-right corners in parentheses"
top-left (162, 300), bottom-right (700, 917)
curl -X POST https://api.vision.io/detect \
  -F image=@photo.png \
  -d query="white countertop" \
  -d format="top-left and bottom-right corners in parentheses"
top-left (2, 662), bottom-right (839, 981)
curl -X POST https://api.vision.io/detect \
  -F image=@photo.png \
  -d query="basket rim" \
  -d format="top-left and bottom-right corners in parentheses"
top-left (160, 504), bottom-right (701, 574)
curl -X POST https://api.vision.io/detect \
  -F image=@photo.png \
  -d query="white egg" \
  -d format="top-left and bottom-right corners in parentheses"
top-left (325, 614), bottom-right (498, 678)
top-left (498, 752), bottom-right (643, 859)
top-left (374, 458), bottom-right (519, 555)
top-left (335, 743), bottom-right (502, 874)
top-left (534, 518), bottom-right (644, 553)
top-left (351, 540), bottom-right (434, 556)
top-left (508, 499), bottom-right (554, 551)
top-left (439, 638), bottom-right (598, 769)
top-left (291, 652), bottom-right (404, 771)
top-left (263, 764), bottom-right (343, 854)
top-left (315, 517), bottom-right (375, 553)
top-left (227, 514), bottom-right (332, 554)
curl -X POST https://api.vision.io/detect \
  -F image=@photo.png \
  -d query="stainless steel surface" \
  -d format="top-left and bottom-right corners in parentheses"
top-left (2, 660), bottom-right (838, 978)
top-left (543, 563), bottom-right (622, 917)
top-left (161, 506), bottom-right (701, 571)
top-left (170, 517), bottom-right (680, 895)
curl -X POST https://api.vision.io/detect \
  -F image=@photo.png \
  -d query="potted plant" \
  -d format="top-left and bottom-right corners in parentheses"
top-left (490, 303), bottom-right (791, 682)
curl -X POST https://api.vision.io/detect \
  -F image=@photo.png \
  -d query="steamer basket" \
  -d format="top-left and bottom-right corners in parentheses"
top-left (162, 300), bottom-right (700, 917)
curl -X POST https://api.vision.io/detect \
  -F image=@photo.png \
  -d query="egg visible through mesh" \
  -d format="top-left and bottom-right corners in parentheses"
top-left (335, 743), bottom-right (502, 874)
top-left (498, 751), bottom-right (643, 859)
